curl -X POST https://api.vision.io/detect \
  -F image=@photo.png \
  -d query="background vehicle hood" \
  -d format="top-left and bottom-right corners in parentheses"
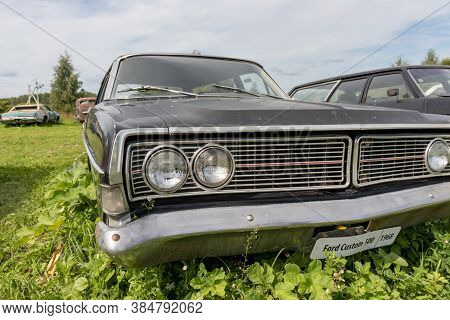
top-left (103, 97), bottom-right (450, 132)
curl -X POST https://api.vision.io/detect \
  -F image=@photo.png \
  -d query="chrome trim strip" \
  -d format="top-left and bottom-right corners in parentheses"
top-left (109, 128), bottom-right (168, 185)
top-left (352, 134), bottom-right (450, 187)
top-left (125, 135), bottom-right (352, 201)
top-left (168, 124), bottom-right (450, 134)
top-left (82, 123), bottom-right (105, 175)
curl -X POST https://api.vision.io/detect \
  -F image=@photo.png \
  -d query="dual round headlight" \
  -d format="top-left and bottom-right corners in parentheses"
top-left (192, 145), bottom-right (235, 189)
top-left (143, 145), bottom-right (234, 194)
top-left (143, 146), bottom-right (189, 193)
top-left (426, 139), bottom-right (449, 173)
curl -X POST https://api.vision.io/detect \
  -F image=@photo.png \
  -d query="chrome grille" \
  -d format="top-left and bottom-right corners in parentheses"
top-left (126, 135), bottom-right (352, 200)
top-left (354, 135), bottom-right (450, 186)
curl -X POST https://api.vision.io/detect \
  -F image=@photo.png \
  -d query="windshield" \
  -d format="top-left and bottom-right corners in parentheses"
top-left (112, 56), bottom-right (289, 99)
top-left (409, 68), bottom-right (450, 97)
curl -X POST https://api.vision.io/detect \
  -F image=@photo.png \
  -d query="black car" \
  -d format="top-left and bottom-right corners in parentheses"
top-left (84, 54), bottom-right (450, 267)
top-left (289, 65), bottom-right (450, 115)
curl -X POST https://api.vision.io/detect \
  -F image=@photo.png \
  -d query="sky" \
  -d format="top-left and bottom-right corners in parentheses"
top-left (0, 0), bottom-right (449, 97)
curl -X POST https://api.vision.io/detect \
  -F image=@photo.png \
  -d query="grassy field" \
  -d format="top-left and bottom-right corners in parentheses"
top-left (0, 121), bottom-right (84, 217)
top-left (0, 122), bottom-right (449, 299)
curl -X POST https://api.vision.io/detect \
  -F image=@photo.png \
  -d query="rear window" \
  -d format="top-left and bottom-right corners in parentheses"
top-left (13, 106), bottom-right (38, 111)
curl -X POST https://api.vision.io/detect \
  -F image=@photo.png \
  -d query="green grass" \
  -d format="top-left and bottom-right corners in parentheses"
top-left (0, 124), bottom-right (448, 300)
top-left (0, 121), bottom-right (83, 217)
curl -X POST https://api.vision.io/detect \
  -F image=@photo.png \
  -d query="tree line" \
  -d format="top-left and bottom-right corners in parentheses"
top-left (392, 48), bottom-right (449, 66)
top-left (0, 52), bottom-right (95, 114)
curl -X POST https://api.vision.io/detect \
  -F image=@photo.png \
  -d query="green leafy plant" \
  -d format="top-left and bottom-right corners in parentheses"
top-left (0, 143), bottom-right (449, 299)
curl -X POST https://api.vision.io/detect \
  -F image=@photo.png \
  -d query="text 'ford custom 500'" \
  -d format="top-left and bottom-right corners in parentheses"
top-left (84, 54), bottom-right (450, 267)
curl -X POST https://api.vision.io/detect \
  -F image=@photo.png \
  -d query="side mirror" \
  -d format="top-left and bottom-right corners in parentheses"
top-left (387, 88), bottom-right (399, 97)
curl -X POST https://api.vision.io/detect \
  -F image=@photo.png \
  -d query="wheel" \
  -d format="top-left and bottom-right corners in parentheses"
top-left (43, 116), bottom-right (48, 123)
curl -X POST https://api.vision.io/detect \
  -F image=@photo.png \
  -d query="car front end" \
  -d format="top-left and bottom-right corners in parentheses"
top-left (88, 124), bottom-right (450, 267)
top-left (84, 54), bottom-right (450, 267)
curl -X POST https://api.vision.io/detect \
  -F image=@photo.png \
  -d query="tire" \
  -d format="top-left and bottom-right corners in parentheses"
top-left (43, 116), bottom-right (48, 123)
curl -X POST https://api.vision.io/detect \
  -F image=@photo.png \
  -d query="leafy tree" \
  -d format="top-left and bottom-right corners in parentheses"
top-left (391, 55), bottom-right (410, 67)
top-left (50, 52), bottom-right (82, 112)
top-left (441, 57), bottom-right (450, 65)
top-left (422, 49), bottom-right (439, 65)
top-left (78, 89), bottom-right (97, 98)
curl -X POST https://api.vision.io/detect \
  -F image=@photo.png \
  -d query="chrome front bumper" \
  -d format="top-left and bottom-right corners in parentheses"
top-left (96, 181), bottom-right (450, 267)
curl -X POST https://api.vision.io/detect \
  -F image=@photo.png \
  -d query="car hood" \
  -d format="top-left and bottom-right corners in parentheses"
top-left (100, 96), bottom-right (450, 132)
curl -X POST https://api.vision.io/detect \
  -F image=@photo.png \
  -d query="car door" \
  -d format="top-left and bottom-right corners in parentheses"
top-left (362, 72), bottom-right (426, 113)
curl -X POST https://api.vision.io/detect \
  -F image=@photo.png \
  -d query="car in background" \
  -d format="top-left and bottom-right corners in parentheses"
top-left (0, 104), bottom-right (60, 125)
top-left (75, 97), bottom-right (96, 122)
top-left (289, 65), bottom-right (450, 115)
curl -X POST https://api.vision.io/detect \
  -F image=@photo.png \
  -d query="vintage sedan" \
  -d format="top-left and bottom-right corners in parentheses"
top-left (84, 54), bottom-right (450, 267)
top-left (75, 97), bottom-right (96, 122)
top-left (0, 104), bottom-right (60, 125)
top-left (289, 65), bottom-right (450, 115)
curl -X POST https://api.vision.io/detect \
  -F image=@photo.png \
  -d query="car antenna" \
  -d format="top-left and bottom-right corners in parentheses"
top-left (26, 79), bottom-right (44, 106)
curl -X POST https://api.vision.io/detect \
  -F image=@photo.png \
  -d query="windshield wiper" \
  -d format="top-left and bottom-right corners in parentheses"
top-left (211, 84), bottom-right (287, 99)
top-left (210, 84), bottom-right (261, 97)
top-left (118, 85), bottom-right (198, 97)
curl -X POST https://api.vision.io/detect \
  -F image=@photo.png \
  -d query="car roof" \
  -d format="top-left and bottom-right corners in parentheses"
top-left (115, 53), bottom-right (264, 69)
top-left (290, 64), bottom-right (450, 94)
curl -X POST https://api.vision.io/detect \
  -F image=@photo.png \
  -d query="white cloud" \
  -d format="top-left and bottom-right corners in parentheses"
top-left (0, 0), bottom-right (449, 97)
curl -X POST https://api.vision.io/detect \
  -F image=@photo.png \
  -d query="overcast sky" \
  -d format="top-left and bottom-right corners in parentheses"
top-left (0, 0), bottom-right (449, 97)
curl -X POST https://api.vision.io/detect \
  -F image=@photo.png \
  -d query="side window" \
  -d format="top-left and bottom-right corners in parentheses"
top-left (240, 73), bottom-right (269, 95)
top-left (291, 82), bottom-right (337, 102)
top-left (365, 73), bottom-right (413, 103)
top-left (329, 78), bottom-right (367, 104)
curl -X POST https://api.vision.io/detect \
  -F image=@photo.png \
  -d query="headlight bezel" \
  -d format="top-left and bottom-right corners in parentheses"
top-left (425, 138), bottom-right (450, 173)
top-left (191, 144), bottom-right (235, 190)
top-left (142, 145), bottom-right (189, 194)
